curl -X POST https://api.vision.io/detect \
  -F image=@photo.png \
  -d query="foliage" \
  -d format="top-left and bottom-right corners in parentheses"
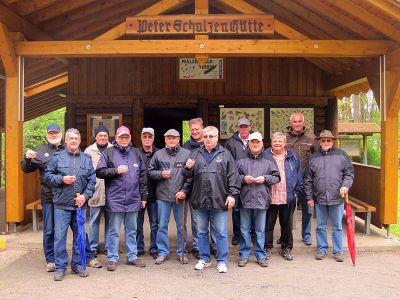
top-left (182, 120), bottom-right (190, 145)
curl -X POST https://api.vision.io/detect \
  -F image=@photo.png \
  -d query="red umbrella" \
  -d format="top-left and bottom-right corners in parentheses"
top-left (345, 194), bottom-right (356, 266)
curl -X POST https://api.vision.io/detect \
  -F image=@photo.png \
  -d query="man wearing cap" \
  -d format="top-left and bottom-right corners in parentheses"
top-left (96, 126), bottom-right (148, 271)
top-left (148, 129), bottom-right (191, 265)
top-left (236, 132), bottom-right (280, 268)
top-left (225, 118), bottom-right (252, 245)
top-left (44, 128), bottom-right (96, 281)
top-left (135, 127), bottom-right (159, 259)
top-left (264, 132), bottom-right (304, 261)
top-left (84, 125), bottom-right (112, 257)
top-left (21, 124), bottom-right (64, 272)
top-left (184, 126), bottom-right (240, 273)
top-left (304, 130), bottom-right (354, 262)
top-left (285, 112), bottom-right (319, 246)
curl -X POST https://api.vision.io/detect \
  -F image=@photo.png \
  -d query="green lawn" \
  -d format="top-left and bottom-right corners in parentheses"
top-left (388, 170), bottom-right (400, 236)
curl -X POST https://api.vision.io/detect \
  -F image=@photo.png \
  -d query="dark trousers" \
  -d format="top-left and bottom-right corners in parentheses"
top-left (136, 200), bottom-right (158, 254)
top-left (232, 195), bottom-right (241, 238)
top-left (265, 202), bottom-right (295, 250)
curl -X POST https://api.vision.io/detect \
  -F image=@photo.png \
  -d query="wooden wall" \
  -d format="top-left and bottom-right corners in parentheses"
top-left (68, 57), bottom-right (331, 148)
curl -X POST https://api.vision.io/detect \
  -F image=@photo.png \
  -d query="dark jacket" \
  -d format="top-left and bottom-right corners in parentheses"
top-left (44, 148), bottom-right (96, 210)
top-left (184, 145), bottom-right (240, 210)
top-left (236, 151), bottom-right (280, 210)
top-left (135, 146), bottom-right (159, 202)
top-left (224, 132), bottom-right (250, 161)
top-left (304, 147), bottom-right (354, 206)
top-left (96, 143), bottom-right (148, 213)
top-left (183, 137), bottom-right (203, 151)
top-left (264, 148), bottom-right (305, 205)
top-left (285, 126), bottom-right (319, 174)
top-left (21, 142), bottom-right (64, 203)
top-left (148, 145), bottom-right (191, 202)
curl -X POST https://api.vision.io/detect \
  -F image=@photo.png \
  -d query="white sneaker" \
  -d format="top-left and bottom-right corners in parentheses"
top-left (194, 260), bottom-right (211, 270)
top-left (217, 263), bottom-right (227, 273)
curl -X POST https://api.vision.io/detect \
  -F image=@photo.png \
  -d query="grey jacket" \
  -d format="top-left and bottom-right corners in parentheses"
top-left (84, 142), bottom-right (112, 207)
top-left (236, 151), bottom-right (280, 210)
top-left (148, 145), bottom-right (191, 202)
top-left (224, 132), bottom-right (250, 161)
top-left (304, 147), bottom-right (354, 205)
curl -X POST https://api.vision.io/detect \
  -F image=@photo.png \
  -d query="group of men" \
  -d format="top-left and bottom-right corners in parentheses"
top-left (22, 111), bottom-right (354, 281)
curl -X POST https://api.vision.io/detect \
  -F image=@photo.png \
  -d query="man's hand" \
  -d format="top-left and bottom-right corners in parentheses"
top-left (117, 165), bottom-right (129, 174)
top-left (141, 200), bottom-right (147, 209)
top-left (25, 149), bottom-right (38, 159)
top-left (162, 169), bottom-right (171, 179)
top-left (63, 175), bottom-right (76, 185)
top-left (225, 195), bottom-right (235, 209)
top-left (244, 175), bottom-right (254, 184)
top-left (340, 187), bottom-right (349, 198)
top-left (307, 199), bottom-right (314, 208)
top-left (185, 158), bottom-right (195, 169)
top-left (75, 194), bottom-right (86, 208)
top-left (175, 191), bottom-right (186, 200)
top-left (254, 176), bottom-right (265, 184)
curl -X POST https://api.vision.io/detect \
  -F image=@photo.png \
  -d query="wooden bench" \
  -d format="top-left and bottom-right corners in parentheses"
top-left (347, 196), bottom-right (376, 235)
top-left (26, 199), bottom-right (42, 232)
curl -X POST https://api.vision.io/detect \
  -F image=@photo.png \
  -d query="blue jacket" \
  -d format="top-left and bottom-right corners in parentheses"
top-left (44, 148), bottom-right (96, 210)
top-left (96, 142), bottom-right (148, 213)
top-left (263, 148), bottom-right (304, 205)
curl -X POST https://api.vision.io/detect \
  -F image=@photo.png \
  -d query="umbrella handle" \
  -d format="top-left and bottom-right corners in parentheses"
top-left (345, 193), bottom-right (349, 204)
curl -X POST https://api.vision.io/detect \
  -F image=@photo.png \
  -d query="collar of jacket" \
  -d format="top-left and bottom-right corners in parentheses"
top-left (48, 142), bottom-right (64, 150)
top-left (66, 148), bottom-right (82, 156)
top-left (141, 145), bottom-right (157, 156)
top-left (112, 140), bottom-right (132, 154)
top-left (286, 125), bottom-right (307, 137)
top-left (91, 142), bottom-right (112, 153)
top-left (248, 148), bottom-right (264, 159)
top-left (320, 147), bottom-right (333, 155)
top-left (166, 145), bottom-right (180, 156)
top-left (189, 136), bottom-right (203, 147)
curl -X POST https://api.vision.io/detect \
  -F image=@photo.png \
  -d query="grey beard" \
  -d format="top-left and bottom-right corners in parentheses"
top-left (48, 136), bottom-right (62, 146)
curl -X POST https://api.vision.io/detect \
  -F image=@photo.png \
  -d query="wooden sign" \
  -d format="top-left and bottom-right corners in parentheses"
top-left (126, 15), bottom-right (274, 35)
top-left (179, 58), bottom-right (223, 79)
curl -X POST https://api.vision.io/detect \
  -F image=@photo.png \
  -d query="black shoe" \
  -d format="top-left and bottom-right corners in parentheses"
top-left (71, 267), bottom-right (89, 277)
top-left (150, 251), bottom-right (158, 259)
top-left (53, 271), bottom-right (65, 281)
top-left (279, 248), bottom-right (294, 261)
top-left (137, 251), bottom-right (145, 257)
top-left (232, 235), bottom-right (240, 246)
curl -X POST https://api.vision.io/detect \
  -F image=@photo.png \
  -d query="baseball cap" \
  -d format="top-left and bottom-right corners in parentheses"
top-left (249, 132), bottom-right (263, 142)
top-left (115, 126), bottom-right (131, 137)
top-left (164, 129), bottom-right (180, 137)
top-left (238, 118), bottom-right (251, 127)
top-left (141, 127), bottom-right (155, 135)
top-left (47, 124), bottom-right (61, 133)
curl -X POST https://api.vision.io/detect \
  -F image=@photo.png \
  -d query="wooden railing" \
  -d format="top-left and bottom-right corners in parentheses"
top-left (350, 163), bottom-right (381, 228)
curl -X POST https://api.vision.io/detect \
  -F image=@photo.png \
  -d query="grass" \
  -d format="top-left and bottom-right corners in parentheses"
top-left (388, 170), bottom-right (400, 237)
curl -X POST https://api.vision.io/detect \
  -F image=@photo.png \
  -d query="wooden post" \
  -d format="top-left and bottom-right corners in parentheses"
top-left (327, 98), bottom-right (338, 145)
top-left (132, 97), bottom-right (144, 147)
top-left (362, 134), bottom-right (368, 164)
top-left (197, 98), bottom-right (209, 126)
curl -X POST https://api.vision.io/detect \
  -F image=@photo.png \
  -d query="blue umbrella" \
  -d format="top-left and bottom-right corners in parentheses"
top-left (76, 206), bottom-right (87, 270)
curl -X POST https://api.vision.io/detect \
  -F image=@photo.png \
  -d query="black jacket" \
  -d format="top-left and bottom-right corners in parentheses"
top-left (183, 137), bottom-right (203, 151)
top-left (20, 142), bottom-right (64, 202)
top-left (184, 145), bottom-right (240, 210)
top-left (135, 146), bottom-right (159, 202)
top-left (224, 132), bottom-right (250, 161)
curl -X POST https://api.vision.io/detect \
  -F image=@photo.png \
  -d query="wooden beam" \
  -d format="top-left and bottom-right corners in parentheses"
top-left (5, 76), bottom-right (24, 222)
top-left (15, 39), bottom-right (397, 57)
top-left (0, 22), bottom-right (17, 77)
top-left (195, 0), bottom-right (209, 65)
top-left (96, 0), bottom-right (189, 40)
top-left (325, 0), bottom-right (400, 42)
top-left (386, 71), bottom-right (400, 115)
top-left (24, 73), bottom-right (68, 97)
top-left (365, 0), bottom-right (400, 24)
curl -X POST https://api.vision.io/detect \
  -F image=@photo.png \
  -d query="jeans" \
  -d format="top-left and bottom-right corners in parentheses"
top-left (266, 202), bottom-right (295, 249)
top-left (107, 211), bottom-right (138, 262)
top-left (315, 203), bottom-right (344, 254)
top-left (300, 197), bottom-right (313, 243)
top-left (232, 195), bottom-right (241, 239)
top-left (54, 208), bottom-right (83, 272)
top-left (156, 199), bottom-right (188, 257)
top-left (137, 200), bottom-right (158, 254)
top-left (42, 200), bottom-right (55, 263)
top-left (88, 206), bottom-right (110, 253)
top-left (196, 208), bottom-right (229, 265)
top-left (239, 208), bottom-right (267, 260)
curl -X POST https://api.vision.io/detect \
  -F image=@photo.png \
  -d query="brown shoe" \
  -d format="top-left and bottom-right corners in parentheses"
top-left (107, 261), bottom-right (117, 271)
top-left (128, 258), bottom-right (146, 268)
top-left (333, 252), bottom-right (344, 262)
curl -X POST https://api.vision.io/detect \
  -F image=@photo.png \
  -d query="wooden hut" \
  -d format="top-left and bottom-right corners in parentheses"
top-left (0, 0), bottom-right (399, 230)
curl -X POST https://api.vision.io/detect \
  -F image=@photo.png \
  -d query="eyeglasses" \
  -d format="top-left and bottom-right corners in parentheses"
top-left (204, 135), bottom-right (217, 140)
top-left (320, 139), bottom-right (333, 143)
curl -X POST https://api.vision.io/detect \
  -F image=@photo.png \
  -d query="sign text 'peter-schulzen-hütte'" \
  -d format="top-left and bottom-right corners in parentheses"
top-left (126, 15), bottom-right (274, 35)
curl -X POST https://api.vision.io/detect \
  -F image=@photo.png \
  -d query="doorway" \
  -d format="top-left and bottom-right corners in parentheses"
top-left (144, 108), bottom-right (197, 149)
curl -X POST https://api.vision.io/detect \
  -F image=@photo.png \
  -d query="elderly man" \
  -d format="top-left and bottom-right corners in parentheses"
top-left (225, 118), bottom-right (252, 245)
top-left (264, 132), bottom-right (304, 261)
top-left (286, 112), bottom-right (319, 246)
top-left (21, 124), bottom-right (63, 272)
top-left (304, 130), bottom-right (354, 262)
top-left (148, 129), bottom-right (191, 265)
top-left (44, 128), bottom-right (96, 281)
top-left (96, 126), bottom-right (148, 271)
top-left (185, 126), bottom-right (240, 273)
top-left (84, 125), bottom-right (112, 257)
top-left (135, 127), bottom-right (159, 259)
top-left (236, 132), bottom-right (280, 268)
